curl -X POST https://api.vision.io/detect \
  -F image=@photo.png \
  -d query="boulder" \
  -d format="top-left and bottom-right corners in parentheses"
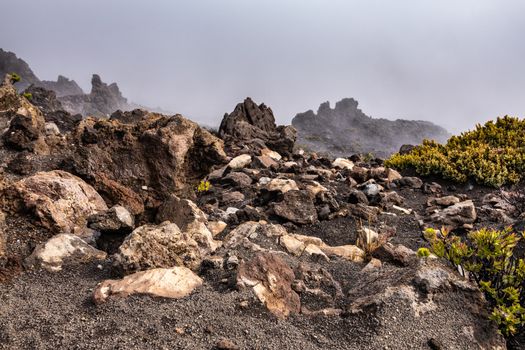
top-left (25, 233), bottom-right (107, 272)
top-left (236, 252), bottom-right (300, 318)
top-left (93, 267), bottom-right (202, 304)
top-left (113, 220), bottom-right (219, 274)
top-left (221, 172), bottom-right (252, 188)
top-left (272, 190), bottom-right (318, 225)
top-left (65, 114), bottom-right (227, 210)
top-left (8, 170), bottom-right (107, 234)
top-left (332, 158), bottom-right (354, 170)
top-left (394, 177), bottom-right (423, 189)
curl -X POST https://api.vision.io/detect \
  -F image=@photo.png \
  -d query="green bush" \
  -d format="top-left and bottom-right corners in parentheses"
top-left (424, 227), bottom-right (525, 336)
top-left (22, 92), bottom-right (32, 100)
top-left (385, 116), bottom-right (525, 187)
top-left (9, 72), bottom-right (21, 83)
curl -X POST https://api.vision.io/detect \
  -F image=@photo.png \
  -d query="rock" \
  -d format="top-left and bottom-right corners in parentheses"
top-left (361, 183), bottom-right (383, 198)
top-left (93, 267), bottom-right (202, 304)
top-left (219, 97), bottom-right (296, 155)
top-left (254, 155), bottom-right (278, 168)
top-left (272, 190), bottom-right (318, 225)
top-left (320, 245), bottom-right (365, 262)
top-left (0, 211), bottom-right (7, 262)
top-left (430, 200), bottom-right (477, 229)
top-left (346, 259), bottom-right (505, 349)
top-left (110, 109), bottom-right (148, 124)
top-left (428, 195), bottom-right (460, 207)
top-left (394, 177), bottom-right (423, 189)
top-left (65, 114), bottom-right (227, 210)
top-left (221, 172), bottom-right (252, 187)
top-left (372, 243), bottom-right (416, 266)
top-left (25, 234), bottom-right (107, 272)
top-left (224, 221), bottom-right (287, 249)
top-left (348, 190), bottom-right (369, 205)
top-left (113, 221), bottom-right (218, 273)
top-left (87, 205), bottom-right (134, 233)
top-left (236, 252), bottom-right (300, 318)
top-left (295, 263), bottom-right (344, 312)
top-left (228, 154), bottom-right (252, 169)
top-left (332, 158), bottom-right (354, 170)
top-left (279, 234), bottom-right (328, 261)
top-left (304, 181), bottom-right (328, 198)
top-left (260, 148), bottom-right (282, 161)
top-left (207, 221), bottom-right (227, 237)
top-left (44, 122), bottom-right (60, 136)
top-left (267, 178), bottom-right (299, 193)
top-left (8, 170), bottom-right (107, 233)
top-left (3, 106), bottom-right (48, 153)
top-left (216, 339), bottom-right (240, 350)
top-left (221, 191), bottom-right (245, 205)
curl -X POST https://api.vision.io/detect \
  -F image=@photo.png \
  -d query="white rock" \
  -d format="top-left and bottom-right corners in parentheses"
top-left (267, 178), bottom-right (299, 193)
top-left (261, 148), bottom-right (282, 161)
top-left (93, 267), bottom-right (202, 304)
top-left (228, 154), bottom-right (252, 169)
top-left (44, 122), bottom-right (60, 136)
top-left (332, 158), bottom-right (354, 170)
top-left (25, 234), bottom-right (107, 272)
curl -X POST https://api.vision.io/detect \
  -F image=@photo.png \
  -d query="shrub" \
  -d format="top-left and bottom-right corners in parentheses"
top-left (197, 180), bottom-right (211, 193)
top-left (9, 72), bottom-right (21, 83)
top-left (22, 92), bottom-right (32, 100)
top-left (385, 116), bottom-right (525, 187)
top-left (424, 227), bottom-right (525, 336)
top-left (416, 247), bottom-right (430, 257)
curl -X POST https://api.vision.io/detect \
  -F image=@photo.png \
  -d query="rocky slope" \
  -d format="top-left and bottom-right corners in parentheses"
top-left (0, 75), bottom-right (520, 349)
top-left (292, 98), bottom-right (450, 158)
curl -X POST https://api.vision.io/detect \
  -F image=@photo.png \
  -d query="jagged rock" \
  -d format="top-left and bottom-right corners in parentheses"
top-left (260, 148), bottom-right (282, 161)
top-left (361, 183), bottom-right (383, 198)
top-left (8, 170), bottom-right (107, 234)
top-left (224, 221), bottom-right (287, 249)
top-left (429, 200), bottom-right (477, 229)
top-left (65, 114), bottom-right (227, 211)
top-left (219, 97), bottom-right (297, 155)
top-left (348, 190), bottom-right (369, 205)
top-left (236, 252), bottom-right (300, 318)
top-left (87, 205), bottom-right (134, 233)
top-left (346, 259), bottom-right (505, 349)
top-left (110, 109), bottom-right (148, 123)
top-left (221, 172), bottom-right (252, 187)
top-left (292, 98), bottom-right (449, 158)
top-left (44, 122), bottom-right (60, 136)
top-left (25, 234), bottom-right (107, 272)
top-left (272, 190), bottom-right (318, 225)
top-left (37, 75), bottom-right (84, 97)
top-left (93, 267), bottom-right (202, 304)
top-left (222, 191), bottom-right (245, 206)
top-left (295, 263), bottom-right (344, 313)
top-left (59, 74), bottom-right (129, 116)
top-left (394, 177), bottom-right (423, 189)
top-left (0, 49), bottom-right (40, 91)
top-left (428, 195), bottom-right (460, 207)
top-left (228, 154), bottom-right (251, 169)
top-left (254, 155), bottom-right (278, 168)
top-left (372, 243), bottom-right (416, 266)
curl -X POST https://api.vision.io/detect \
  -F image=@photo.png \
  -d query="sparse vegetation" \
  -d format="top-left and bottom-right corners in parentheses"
top-left (22, 92), bottom-right (32, 100)
top-left (416, 247), bottom-right (430, 257)
top-left (197, 179), bottom-right (211, 193)
top-left (386, 116), bottom-right (525, 187)
top-left (9, 72), bottom-right (21, 83)
top-left (424, 227), bottom-right (525, 336)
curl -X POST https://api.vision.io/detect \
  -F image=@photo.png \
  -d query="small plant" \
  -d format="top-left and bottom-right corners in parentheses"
top-left (22, 92), bottom-right (32, 100)
top-left (197, 180), bottom-right (211, 193)
top-left (9, 72), bottom-right (21, 83)
top-left (424, 227), bottom-right (525, 336)
top-left (416, 247), bottom-right (431, 257)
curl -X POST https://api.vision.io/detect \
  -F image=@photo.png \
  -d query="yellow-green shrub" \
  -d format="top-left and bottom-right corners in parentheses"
top-left (424, 227), bottom-right (525, 336)
top-left (386, 116), bottom-right (525, 187)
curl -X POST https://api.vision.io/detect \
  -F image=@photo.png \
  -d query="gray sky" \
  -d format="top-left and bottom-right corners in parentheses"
top-left (1, 0), bottom-right (524, 132)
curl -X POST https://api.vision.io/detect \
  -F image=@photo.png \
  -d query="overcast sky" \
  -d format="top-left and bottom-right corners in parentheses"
top-left (1, 0), bottom-right (524, 132)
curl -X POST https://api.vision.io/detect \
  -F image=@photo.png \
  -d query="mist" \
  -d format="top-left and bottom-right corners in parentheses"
top-left (1, 0), bottom-right (524, 132)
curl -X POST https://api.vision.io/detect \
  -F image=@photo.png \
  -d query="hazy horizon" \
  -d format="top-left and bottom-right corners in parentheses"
top-left (2, 0), bottom-right (525, 133)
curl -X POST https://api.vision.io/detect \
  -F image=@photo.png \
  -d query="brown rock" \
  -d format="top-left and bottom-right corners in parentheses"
top-left (236, 252), bottom-right (300, 318)
top-left (272, 190), bottom-right (318, 225)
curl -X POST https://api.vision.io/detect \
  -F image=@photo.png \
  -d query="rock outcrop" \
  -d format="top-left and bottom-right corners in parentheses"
top-left (219, 97), bottom-right (297, 156)
top-left (292, 98), bottom-right (450, 158)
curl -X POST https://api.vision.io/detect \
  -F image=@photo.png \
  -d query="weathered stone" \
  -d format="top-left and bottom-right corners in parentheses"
top-left (236, 252), bottom-right (300, 318)
top-left (228, 154), bottom-right (252, 169)
top-left (93, 267), bottom-right (202, 304)
top-left (254, 155), bottom-right (278, 168)
top-left (273, 190), bottom-right (318, 225)
top-left (332, 158), bottom-right (354, 170)
top-left (260, 148), bottom-right (282, 161)
top-left (221, 172), bottom-right (252, 187)
top-left (25, 234), bottom-right (106, 272)
top-left (266, 178), bottom-right (299, 193)
top-left (430, 200), bottom-right (477, 229)
top-left (87, 205), bottom-right (134, 233)
top-left (9, 170), bottom-right (107, 234)
top-left (394, 177), bottom-right (423, 189)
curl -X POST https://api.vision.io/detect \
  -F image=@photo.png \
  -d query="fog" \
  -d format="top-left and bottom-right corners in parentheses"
top-left (1, 0), bottom-right (524, 132)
